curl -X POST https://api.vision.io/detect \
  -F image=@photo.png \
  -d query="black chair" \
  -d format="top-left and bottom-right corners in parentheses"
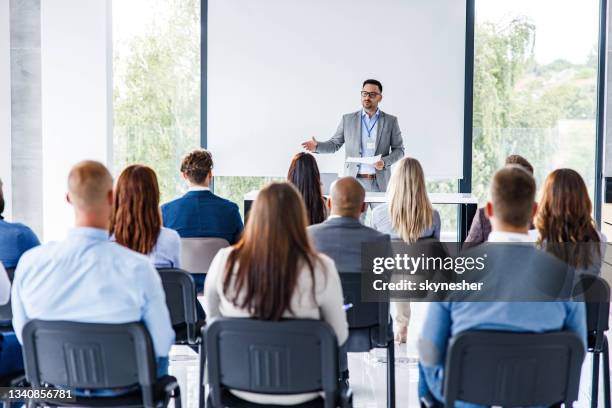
top-left (157, 268), bottom-right (204, 345)
top-left (22, 320), bottom-right (181, 408)
top-left (578, 274), bottom-right (611, 408)
top-left (339, 272), bottom-right (394, 408)
top-left (203, 318), bottom-right (352, 408)
top-left (442, 331), bottom-right (585, 408)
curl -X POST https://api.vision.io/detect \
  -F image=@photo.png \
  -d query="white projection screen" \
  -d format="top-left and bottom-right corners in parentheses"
top-left (208, 0), bottom-right (466, 179)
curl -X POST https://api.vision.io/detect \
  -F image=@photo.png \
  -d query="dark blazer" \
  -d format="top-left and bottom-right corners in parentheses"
top-left (308, 216), bottom-right (390, 273)
top-left (161, 190), bottom-right (243, 244)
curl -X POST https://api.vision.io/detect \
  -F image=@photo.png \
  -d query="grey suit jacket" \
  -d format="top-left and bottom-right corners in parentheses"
top-left (308, 216), bottom-right (391, 273)
top-left (316, 110), bottom-right (404, 191)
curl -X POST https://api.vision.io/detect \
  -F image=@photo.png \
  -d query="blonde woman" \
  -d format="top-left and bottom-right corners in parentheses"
top-left (372, 157), bottom-right (441, 342)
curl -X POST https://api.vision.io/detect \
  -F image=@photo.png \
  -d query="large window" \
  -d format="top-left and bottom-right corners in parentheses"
top-left (112, 0), bottom-right (201, 203)
top-left (472, 1), bottom-right (600, 205)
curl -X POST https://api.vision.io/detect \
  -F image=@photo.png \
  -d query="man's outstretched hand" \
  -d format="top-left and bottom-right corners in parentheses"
top-left (374, 160), bottom-right (384, 170)
top-left (301, 137), bottom-right (318, 152)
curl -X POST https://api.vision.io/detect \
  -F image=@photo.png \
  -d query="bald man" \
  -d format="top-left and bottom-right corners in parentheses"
top-left (12, 161), bottom-right (175, 378)
top-left (308, 177), bottom-right (390, 273)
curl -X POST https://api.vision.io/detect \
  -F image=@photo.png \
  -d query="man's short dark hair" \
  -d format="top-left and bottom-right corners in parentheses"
top-left (181, 149), bottom-right (213, 185)
top-left (362, 79), bottom-right (382, 93)
top-left (505, 154), bottom-right (534, 175)
top-left (491, 165), bottom-right (536, 227)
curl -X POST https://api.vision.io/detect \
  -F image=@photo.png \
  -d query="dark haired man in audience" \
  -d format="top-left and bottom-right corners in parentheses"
top-left (465, 154), bottom-right (534, 246)
top-left (162, 149), bottom-right (243, 244)
top-left (308, 177), bottom-right (391, 386)
top-left (0, 177), bottom-right (40, 268)
top-left (12, 161), bottom-right (174, 377)
top-left (308, 176), bottom-right (390, 272)
top-left (418, 165), bottom-right (586, 407)
top-left (301, 79), bottom-right (404, 193)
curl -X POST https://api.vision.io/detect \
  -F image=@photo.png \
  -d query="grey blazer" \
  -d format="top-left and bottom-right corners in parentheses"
top-left (316, 110), bottom-right (404, 191)
top-left (308, 216), bottom-right (391, 273)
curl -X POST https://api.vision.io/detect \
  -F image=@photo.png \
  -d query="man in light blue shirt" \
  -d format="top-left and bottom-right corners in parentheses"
top-left (12, 161), bottom-right (175, 375)
top-left (418, 166), bottom-right (586, 408)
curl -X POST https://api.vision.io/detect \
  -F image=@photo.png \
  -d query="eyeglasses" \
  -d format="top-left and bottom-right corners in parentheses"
top-left (361, 91), bottom-right (381, 98)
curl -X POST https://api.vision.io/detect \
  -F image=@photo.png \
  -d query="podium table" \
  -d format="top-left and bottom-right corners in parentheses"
top-left (244, 191), bottom-right (478, 242)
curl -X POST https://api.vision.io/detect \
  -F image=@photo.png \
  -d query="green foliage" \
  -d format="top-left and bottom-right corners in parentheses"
top-left (472, 17), bottom-right (597, 205)
top-left (113, 0), bottom-right (200, 204)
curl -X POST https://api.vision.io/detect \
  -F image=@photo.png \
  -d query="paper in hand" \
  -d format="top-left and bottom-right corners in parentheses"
top-left (345, 154), bottom-right (381, 165)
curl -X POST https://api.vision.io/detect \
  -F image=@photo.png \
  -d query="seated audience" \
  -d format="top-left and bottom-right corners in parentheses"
top-left (418, 165), bottom-right (586, 408)
top-left (465, 154), bottom-right (533, 245)
top-left (0, 178), bottom-right (40, 268)
top-left (287, 152), bottom-right (327, 225)
top-left (204, 182), bottom-right (348, 406)
top-left (535, 168), bottom-right (605, 276)
top-left (110, 165), bottom-right (180, 268)
top-left (372, 157), bottom-right (440, 342)
top-left (309, 176), bottom-right (390, 273)
top-left (11, 161), bottom-right (174, 376)
top-left (162, 149), bottom-right (243, 244)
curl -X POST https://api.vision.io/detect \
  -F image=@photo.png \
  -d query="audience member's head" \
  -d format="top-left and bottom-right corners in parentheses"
top-left (505, 154), bottom-right (534, 175)
top-left (181, 149), bottom-right (213, 187)
top-left (485, 165), bottom-right (536, 232)
top-left (223, 182), bottom-right (318, 321)
top-left (287, 152), bottom-right (326, 225)
top-left (535, 168), bottom-right (599, 246)
top-left (0, 177), bottom-right (4, 219)
top-left (110, 165), bottom-right (162, 255)
top-left (67, 161), bottom-right (113, 229)
top-left (387, 157), bottom-right (433, 243)
top-left (328, 177), bottom-right (365, 219)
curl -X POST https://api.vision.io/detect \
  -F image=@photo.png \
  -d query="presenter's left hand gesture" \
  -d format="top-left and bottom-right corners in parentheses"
top-left (374, 160), bottom-right (384, 171)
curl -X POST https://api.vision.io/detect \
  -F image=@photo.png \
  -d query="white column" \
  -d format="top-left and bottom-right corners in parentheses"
top-left (0, 1), bottom-right (11, 220)
top-left (41, 0), bottom-right (113, 241)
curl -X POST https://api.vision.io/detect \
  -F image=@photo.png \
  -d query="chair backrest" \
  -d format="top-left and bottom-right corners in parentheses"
top-left (578, 274), bottom-right (610, 350)
top-left (339, 272), bottom-right (390, 346)
top-left (180, 238), bottom-right (229, 274)
top-left (0, 267), bottom-right (15, 322)
top-left (444, 331), bottom-right (585, 408)
top-left (204, 318), bottom-right (339, 406)
top-left (22, 320), bottom-right (158, 401)
top-left (158, 268), bottom-right (199, 343)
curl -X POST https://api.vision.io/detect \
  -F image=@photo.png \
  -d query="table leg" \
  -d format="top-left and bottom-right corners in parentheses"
top-left (458, 203), bottom-right (477, 243)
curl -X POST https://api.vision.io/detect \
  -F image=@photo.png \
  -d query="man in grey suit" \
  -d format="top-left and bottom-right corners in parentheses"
top-left (301, 79), bottom-right (404, 192)
top-left (308, 177), bottom-right (390, 273)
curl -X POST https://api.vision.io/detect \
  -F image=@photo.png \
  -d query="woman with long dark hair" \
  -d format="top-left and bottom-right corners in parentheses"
top-left (287, 152), bottom-right (327, 225)
top-left (110, 165), bottom-right (180, 268)
top-left (535, 168), bottom-right (604, 275)
top-left (204, 182), bottom-right (347, 405)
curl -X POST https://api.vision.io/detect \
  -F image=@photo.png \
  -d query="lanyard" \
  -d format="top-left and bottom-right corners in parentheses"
top-left (361, 114), bottom-right (379, 138)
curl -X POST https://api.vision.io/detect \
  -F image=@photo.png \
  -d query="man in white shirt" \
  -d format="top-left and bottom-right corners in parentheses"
top-left (12, 161), bottom-right (175, 375)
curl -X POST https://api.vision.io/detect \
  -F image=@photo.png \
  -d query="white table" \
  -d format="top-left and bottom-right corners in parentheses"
top-left (244, 191), bottom-right (479, 241)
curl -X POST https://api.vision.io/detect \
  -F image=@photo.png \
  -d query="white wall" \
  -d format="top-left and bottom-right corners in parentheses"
top-left (0, 0), bottom-right (11, 220)
top-left (208, 0), bottom-right (466, 179)
top-left (41, 0), bottom-right (112, 241)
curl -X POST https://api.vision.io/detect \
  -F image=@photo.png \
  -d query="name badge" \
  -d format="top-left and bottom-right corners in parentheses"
top-left (366, 142), bottom-right (376, 150)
